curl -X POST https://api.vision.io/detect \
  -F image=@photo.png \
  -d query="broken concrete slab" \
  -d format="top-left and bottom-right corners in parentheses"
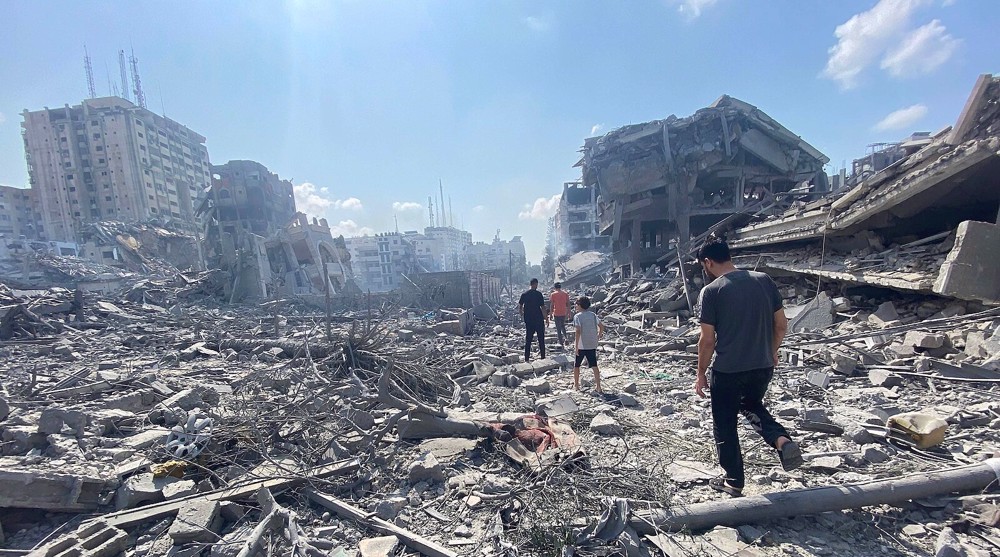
top-left (788, 292), bottom-right (835, 333)
top-left (590, 413), bottom-right (623, 436)
top-left (169, 499), bottom-right (222, 543)
top-left (358, 535), bottom-right (400, 557)
top-left (408, 452), bottom-right (446, 484)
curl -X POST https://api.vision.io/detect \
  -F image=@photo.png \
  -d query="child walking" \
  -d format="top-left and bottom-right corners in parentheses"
top-left (572, 297), bottom-right (604, 392)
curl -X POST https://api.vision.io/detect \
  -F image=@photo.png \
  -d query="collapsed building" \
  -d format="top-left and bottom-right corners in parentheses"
top-left (579, 95), bottom-right (830, 276)
top-left (726, 74), bottom-right (1000, 305)
top-left (199, 161), bottom-right (356, 303)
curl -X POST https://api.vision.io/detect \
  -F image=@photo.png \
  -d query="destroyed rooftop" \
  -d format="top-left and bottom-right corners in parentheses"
top-left (1, 75), bottom-right (1000, 557)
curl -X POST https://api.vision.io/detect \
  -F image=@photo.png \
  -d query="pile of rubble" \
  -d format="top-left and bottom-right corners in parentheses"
top-left (1, 265), bottom-right (999, 557)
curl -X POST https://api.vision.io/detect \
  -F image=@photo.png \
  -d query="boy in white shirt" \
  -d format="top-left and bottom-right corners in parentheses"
top-left (572, 296), bottom-right (605, 392)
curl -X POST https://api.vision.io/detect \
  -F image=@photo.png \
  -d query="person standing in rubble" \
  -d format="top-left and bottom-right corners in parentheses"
top-left (549, 282), bottom-right (570, 348)
top-left (573, 296), bottom-right (604, 393)
top-left (694, 237), bottom-right (803, 497)
top-left (519, 278), bottom-right (548, 362)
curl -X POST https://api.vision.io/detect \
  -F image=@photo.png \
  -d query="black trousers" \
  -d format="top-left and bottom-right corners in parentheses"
top-left (524, 320), bottom-right (545, 361)
top-left (710, 367), bottom-right (791, 488)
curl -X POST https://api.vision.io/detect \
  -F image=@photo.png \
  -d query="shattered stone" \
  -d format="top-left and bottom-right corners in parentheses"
top-left (806, 370), bottom-right (831, 389)
top-left (358, 536), bottom-right (400, 557)
top-left (869, 301), bottom-right (900, 327)
top-left (522, 378), bottom-right (551, 394)
top-left (169, 499), bottom-right (222, 543)
top-left (658, 404), bottom-right (676, 416)
top-left (590, 413), bottom-right (623, 436)
top-left (861, 445), bottom-right (891, 464)
top-left (905, 331), bottom-right (948, 350)
top-left (408, 452), bottom-right (446, 484)
top-left (374, 497), bottom-right (407, 521)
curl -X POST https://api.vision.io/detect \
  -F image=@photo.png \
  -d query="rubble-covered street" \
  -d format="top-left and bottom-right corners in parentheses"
top-left (1, 16), bottom-right (999, 557)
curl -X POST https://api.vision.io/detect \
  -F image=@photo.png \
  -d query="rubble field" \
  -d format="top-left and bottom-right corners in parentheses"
top-left (1, 266), bottom-right (1000, 557)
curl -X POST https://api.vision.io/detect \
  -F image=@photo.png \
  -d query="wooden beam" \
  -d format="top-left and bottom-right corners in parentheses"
top-left (306, 489), bottom-right (458, 557)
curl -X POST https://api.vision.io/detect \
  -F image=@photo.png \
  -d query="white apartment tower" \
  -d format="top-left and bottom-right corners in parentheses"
top-left (21, 97), bottom-right (212, 242)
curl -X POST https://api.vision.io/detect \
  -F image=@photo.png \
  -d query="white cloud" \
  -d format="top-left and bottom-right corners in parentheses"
top-left (293, 182), bottom-right (334, 215)
top-left (881, 20), bottom-right (959, 77)
top-left (392, 201), bottom-right (423, 212)
top-left (524, 16), bottom-right (550, 32)
top-left (873, 104), bottom-right (928, 132)
top-left (329, 219), bottom-right (374, 238)
top-left (822, 0), bottom-right (931, 89)
top-left (518, 194), bottom-right (561, 221)
top-left (333, 197), bottom-right (363, 210)
top-left (472, 205), bottom-right (485, 213)
top-left (590, 124), bottom-right (603, 136)
top-left (0, 112), bottom-right (6, 125)
top-left (673, 0), bottom-right (719, 20)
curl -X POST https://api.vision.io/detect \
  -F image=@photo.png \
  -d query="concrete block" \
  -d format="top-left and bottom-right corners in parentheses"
top-left (359, 535), bottom-right (399, 557)
top-left (590, 413), bottom-right (623, 436)
top-left (869, 301), bottom-right (900, 328)
top-left (523, 378), bottom-right (551, 394)
top-left (374, 497), bottom-right (407, 520)
top-left (827, 352), bottom-right (858, 376)
top-left (505, 375), bottom-right (522, 388)
top-left (116, 473), bottom-right (181, 510)
top-left (408, 452), bottom-right (446, 484)
top-left (904, 331), bottom-right (947, 349)
top-left (788, 292), bottom-right (835, 333)
top-left (933, 220), bottom-right (1000, 304)
top-left (169, 499), bottom-right (222, 543)
top-left (869, 368), bottom-right (903, 388)
top-left (806, 370), bottom-right (831, 389)
top-left (38, 408), bottom-right (65, 435)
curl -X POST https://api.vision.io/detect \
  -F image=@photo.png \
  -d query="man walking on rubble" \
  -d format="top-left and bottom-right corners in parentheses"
top-left (694, 237), bottom-right (803, 497)
top-left (549, 282), bottom-right (570, 348)
top-left (519, 278), bottom-right (548, 362)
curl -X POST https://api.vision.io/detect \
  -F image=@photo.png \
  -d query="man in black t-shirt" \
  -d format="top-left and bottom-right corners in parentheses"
top-left (694, 238), bottom-right (802, 497)
top-left (518, 278), bottom-right (548, 362)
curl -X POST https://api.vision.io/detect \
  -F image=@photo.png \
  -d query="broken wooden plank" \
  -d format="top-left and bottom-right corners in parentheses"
top-left (306, 488), bottom-right (458, 557)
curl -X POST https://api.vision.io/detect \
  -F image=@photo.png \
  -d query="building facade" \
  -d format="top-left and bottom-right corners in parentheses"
top-left (424, 226), bottom-right (472, 271)
top-left (463, 234), bottom-right (527, 275)
top-left (21, 96), bottom-right (211, 242)
top-left (0, 185), bottom-right (43, 240)
top-left (208, 160), bottom-right (296, 237)
top-left (553, 181), bottom-right (609, 257)
top-left (345, 232), bottom-right (419, 292)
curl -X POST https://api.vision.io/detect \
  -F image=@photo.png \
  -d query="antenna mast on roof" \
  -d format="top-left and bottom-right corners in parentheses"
top-left (439, 180), bottom-right (445, 228)
top-left (449, 196), bottom-right (454, 228)
top-left (129, 47), bottom-right (146, 108)
top-left (84, 46), bottom-right (96, 98)
top-left (394, 214), bottom-right (399, 233)
top-left (118, 50), bottom-right (131, 102)
top-left (427, 196), bottom-right (434, 228)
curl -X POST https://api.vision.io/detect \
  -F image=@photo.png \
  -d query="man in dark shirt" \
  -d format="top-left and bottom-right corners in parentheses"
top-left (694, 238), bottom-right (802, 497)
top-left (518, 278), bottom-right (548, 362)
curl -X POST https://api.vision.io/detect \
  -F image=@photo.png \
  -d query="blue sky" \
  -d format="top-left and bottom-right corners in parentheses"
top-left (1, 0), bottom-right (997, 262)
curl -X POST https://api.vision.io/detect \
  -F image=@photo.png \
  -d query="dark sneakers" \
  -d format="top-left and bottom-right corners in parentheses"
top-left (779, 441), bottom-right (804, 471)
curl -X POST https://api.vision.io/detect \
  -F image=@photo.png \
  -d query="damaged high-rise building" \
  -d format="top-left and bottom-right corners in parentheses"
top-left (579, 95), bottom-right (829, 276)
top-left (21, 97), bottom-right (213, 243)
top-left (199, 160), bottom-right (355, 302)
top-left (553, 181), bottom-right (610, 257)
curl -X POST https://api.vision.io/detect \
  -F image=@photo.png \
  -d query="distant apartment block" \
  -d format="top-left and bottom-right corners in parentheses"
top-left (464, 234), bottom-right (527, 273)
top-left (424, 226), bottom-right (473, 271)
top-left (345, 232), bottom-right (419, 292)
top-left (21, 97), bottom-right (212, 242)
top-left (0, 185), bottom-right (43, 240)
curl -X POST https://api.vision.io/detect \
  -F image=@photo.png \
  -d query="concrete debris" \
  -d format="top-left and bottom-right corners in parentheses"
top-left (1, 74), bottom-right (1000, 557)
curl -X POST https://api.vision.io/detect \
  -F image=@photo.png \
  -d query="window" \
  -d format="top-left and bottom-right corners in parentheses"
top-left (102, 251), bottom-right (114, 259)
top-left (138, 132), bottom-right (144, 138)
top-left (98, 158), bottom-right (105, 164)
top-left (101, 171), bottom-right (108, 176)
top-left (60, 137), bottom-right (67, 143)
top-left (66, 174), bottom-right (74, 179)
top-left (96, 145), bottom-right (103, 151)
top-left (92, 133), bottom-right (100, 140)
top-left (91, 120), bottom-right (99, 126)
top-left (105, 196), bottom-right (112, 202)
